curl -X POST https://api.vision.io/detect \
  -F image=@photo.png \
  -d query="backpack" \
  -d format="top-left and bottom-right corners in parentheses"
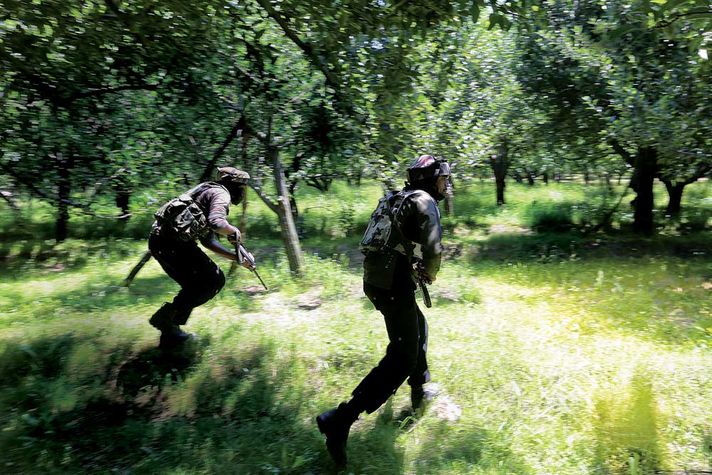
top-left (359, 190), bottom-right (417, 254)
top-left (154, 183), bottom-right (222, 241)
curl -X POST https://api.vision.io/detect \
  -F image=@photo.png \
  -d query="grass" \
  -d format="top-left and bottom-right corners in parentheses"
top-left (0, 180), bottom-right (710, 474)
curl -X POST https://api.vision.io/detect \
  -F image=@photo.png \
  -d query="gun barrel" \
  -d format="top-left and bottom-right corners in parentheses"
top-left (253, 269), bottom-right (269, 291)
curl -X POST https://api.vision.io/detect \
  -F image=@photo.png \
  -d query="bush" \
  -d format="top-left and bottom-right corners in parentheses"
top-left (523, 201), bottom-right (575, 232)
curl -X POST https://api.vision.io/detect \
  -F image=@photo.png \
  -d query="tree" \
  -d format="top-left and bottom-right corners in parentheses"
top-left (515, 0), bottom-right (711, 234)
top-left (0, 0), bottom-right (231, 240)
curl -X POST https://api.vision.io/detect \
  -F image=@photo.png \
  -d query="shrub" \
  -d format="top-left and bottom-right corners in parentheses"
top-left (523, 201), bottom-right (575, 232)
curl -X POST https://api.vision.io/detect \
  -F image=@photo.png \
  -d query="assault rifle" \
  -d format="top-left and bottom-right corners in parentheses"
top-left (228, 237), bottom-right (268, 291)
top-left (412, 259), bottom-right (432, 308)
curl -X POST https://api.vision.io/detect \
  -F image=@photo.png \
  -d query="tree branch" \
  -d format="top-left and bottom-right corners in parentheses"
top-left (253, 0), bottom-right (352, 113)
top-left (655, 9), bottom-right (712, 29)
top-left (0, 161), bottom-right (86, 209)
top-left (200, 114), bottom-right (247, 181)
top-left (68, 82), bottom-right (159, 102)
top-left (249, 183), bottom-right (279, 213)
top-left (253, 0), bottom-right (340, 88)
top-left (0, 161), bottom-right (131, 219)
top-left (0, 190), bottom-right (20, 211)
top-left (608, 139), bottom-right (634, 166)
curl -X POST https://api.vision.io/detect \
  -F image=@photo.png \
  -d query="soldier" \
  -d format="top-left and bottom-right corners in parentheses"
top-left (316, 155), bottom-right (450, 466)
top-left (148, 166), bottom-right (253, 348)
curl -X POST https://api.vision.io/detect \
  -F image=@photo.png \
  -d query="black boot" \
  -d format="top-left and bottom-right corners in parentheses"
top-left (316, 403), bottom-right (357, 467)
top-left (411, 384), bottom-right (439, 414)
top-left (159, 325), bottom-right (195, 348)
top-left (151, 303), bottom-right (194, 348)
top-left (149, 303), bottom-right (176, 331)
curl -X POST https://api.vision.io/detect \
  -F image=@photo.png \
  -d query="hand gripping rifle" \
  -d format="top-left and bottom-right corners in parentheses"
top-left (228, 238), bottom-right (268, 291)
top-left (412, 259), bottom-right (432, 308)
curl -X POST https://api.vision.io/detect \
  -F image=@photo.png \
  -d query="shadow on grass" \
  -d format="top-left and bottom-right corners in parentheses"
top-left (412, 420), bottom-right (530, 474)
top-left (0, 238), bottom-right (144, 279)
top-left (0, 274), bottom-right (177, 327)
top-left (469, 230), bottom-right (711, 264)
top-left (339, 399), bottom-right (405, 474)
top-left (0, 269), bottom-right (261, 327)
top-left (0, 331), bottom-right (345, 474)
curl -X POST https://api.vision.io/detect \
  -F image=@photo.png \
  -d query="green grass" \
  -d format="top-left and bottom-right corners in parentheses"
top-left (0, 180), bottom-right (710, 473)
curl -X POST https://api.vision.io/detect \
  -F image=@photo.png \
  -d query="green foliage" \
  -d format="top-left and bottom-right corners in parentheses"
top-left (0, 184), bottom-right (711, 472)
top-left (1, 0), bottom-right (712, 467)
top-left (523, 201), bottom-right (575, 232)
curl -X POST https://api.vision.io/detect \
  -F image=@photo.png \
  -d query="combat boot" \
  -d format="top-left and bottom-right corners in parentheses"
top-left (149, 303), bottom-right (176, 331)
top-left (159, 325), bottom-right (195, 348)
top-left (316, 403), bottom-right (357, 467)
top-left (150, 303), bottom-right (194, 348)
top-left (411, 383), bottom-right (439, 415)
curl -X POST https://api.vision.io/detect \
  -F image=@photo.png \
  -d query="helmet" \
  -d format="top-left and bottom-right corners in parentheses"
top-left (216, 166), bottom-right (250, 184)
top-left (407, 155), bottom-right (450, 183)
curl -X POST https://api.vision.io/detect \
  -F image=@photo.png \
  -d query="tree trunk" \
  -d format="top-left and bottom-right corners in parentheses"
top-left (55, 153), bottom-right (73, 242)
top-left (662, 179), bottom-right (684, 217)
top-left (239, 186), bottom-right (248, 236)
top-left (490, 139), bottom-right (509, 206)
top-left (444, 188), bottom-right (454, 216)
top-left (287, 181), bottom-right (299, 221)
top-left (115, 190), bottom-right (131, 220)
top-left (269, 145), bottom-right (304, 274)
top-left (632, 147), bottom-right (657, 235)
top-left (603, 173), bottom-right (612, 191)
top-left (526, 171), bottom-right (535, 186)
top-left (0, 189), bottom-right (20, 212)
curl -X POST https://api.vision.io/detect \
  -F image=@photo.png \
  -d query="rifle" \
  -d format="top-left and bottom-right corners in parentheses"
top-left (412, 259), bottom-right (432, 308)
top-left (123, 250), bottom-right (152, 287)
top-left (229, 238), bottom-right (268, 291)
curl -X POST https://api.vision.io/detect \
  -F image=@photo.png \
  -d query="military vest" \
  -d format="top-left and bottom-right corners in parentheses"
top-left (154, 182), bottom-right (226, 241)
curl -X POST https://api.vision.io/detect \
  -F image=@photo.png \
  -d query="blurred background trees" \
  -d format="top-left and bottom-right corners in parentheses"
top-left (1, 0), bottom-right (709, 261)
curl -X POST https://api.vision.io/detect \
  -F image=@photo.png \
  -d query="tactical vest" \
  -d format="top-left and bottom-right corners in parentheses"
top-left (154, 182), bottom-right (226, 241)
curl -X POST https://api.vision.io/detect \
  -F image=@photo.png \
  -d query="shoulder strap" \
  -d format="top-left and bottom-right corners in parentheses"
top-left (388, 190), bottom-right (420, 258)
top-left (184, 182), bottom-right (228, 199)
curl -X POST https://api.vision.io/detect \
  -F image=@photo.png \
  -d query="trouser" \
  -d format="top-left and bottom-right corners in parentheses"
top-left (148, 232), bottom-right (226, 325)
top-left (350, 282), bottom-right (430, 414)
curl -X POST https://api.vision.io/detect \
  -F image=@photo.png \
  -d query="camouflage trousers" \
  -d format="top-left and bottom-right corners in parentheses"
top-left (350, 282), bottom-right (430, 414)
top-left (148, 231), bottom-right (226, 325)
